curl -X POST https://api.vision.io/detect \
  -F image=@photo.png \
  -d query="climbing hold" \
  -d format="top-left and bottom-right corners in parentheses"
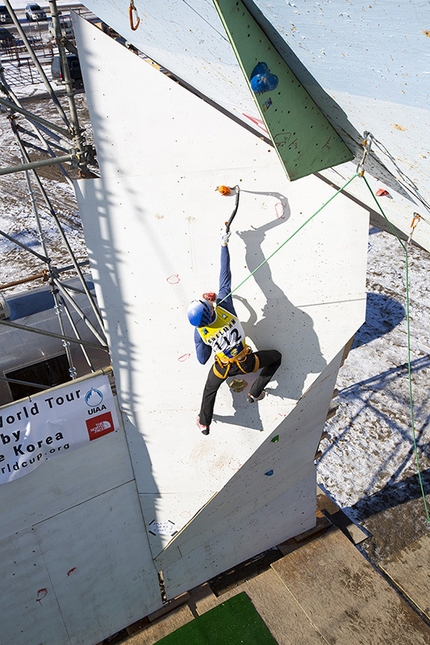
top-left (271, 435), bottom-right (279, 443)
top-left (375, 188), bottom-right (390, 197)
top-left (250, 62), bottom-right (278, 94)
top-left (264, 469), bottom-right (274, 476)
top-left (216, 185), bottom-right (231, 196)
top-left (263, 98), bottom-right (273, 111)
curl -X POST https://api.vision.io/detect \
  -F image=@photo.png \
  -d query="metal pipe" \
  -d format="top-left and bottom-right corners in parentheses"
top-left (14, 128), bottom-right (51, 263)
top-left (0, 375), bottom-right (50, 390)
top-left (48, 0), bottom-right (90, 174)
top-left (6, 120), bottom-right (103, 335)
top-left (3, 123), bottom-right (105, 344)
top-left (0, 271), bottom-right (48, 290)
top-left (0, 228), bottom-right (49, 263)
top-left (0, 318), bottom-right (109, 351)
top-left (58, 294), bottom-right (95, 371)
top-left (51, 293), bottom-right (77, 379)
top-left (0, 154), bottom-right (74, 176)
top-left (11, 134), bottom-right (105, 332)
top-left (0, 96), bottom-right (71, 138)
top-left (0, 66), bottom-right (74, 188)
top-left (52, 276), bottom-right (107, 347)
top-left (3, 0), bottom-right (70, 127)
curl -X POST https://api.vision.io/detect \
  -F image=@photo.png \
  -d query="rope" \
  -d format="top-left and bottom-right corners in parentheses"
top-left (216, 162), bottom-right (430, 522)
top-left (361, 174), bottom-right (430, 524)
top-left (218, 172), bottom-right (359, 305)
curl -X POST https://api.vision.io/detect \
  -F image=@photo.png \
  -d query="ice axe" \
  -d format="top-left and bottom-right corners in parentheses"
top-left (216, 185), bottom-right (241, 233)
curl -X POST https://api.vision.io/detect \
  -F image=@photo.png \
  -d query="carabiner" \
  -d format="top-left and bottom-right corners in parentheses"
top-left (129, 1), bottom-right (140, 31)
top-left (410, 213), bottom-right (421, 231)
top-left (357, 131), bottom-right (374, 176)
top-left (407, 212), bottom-right (421, 245)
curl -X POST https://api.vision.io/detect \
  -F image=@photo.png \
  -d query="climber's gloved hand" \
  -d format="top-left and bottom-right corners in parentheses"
top-left (221, 230), bottom-right (231, 246)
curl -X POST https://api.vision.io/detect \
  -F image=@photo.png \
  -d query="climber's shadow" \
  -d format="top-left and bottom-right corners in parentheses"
top-left (213, 375), bottom-right (269, 432)
top-left (235, 218), bottom-right (326, 402)
top-left (214, 208), bottom-right (327, 430)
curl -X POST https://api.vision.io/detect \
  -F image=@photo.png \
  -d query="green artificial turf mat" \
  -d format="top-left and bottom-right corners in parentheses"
top-left (155, 592), bottom-right (277, 644)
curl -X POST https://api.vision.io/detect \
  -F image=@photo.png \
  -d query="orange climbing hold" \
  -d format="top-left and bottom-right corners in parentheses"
top-left (216, 185), bottom-right (231, 196)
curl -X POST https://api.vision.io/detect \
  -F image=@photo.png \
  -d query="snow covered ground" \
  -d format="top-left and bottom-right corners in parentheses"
top-left (318, 228), bottom-right (430, 562)
top-left (1, 6), bottom-right (429, 567)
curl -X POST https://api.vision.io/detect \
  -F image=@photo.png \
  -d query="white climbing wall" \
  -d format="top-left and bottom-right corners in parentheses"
top-left (0, 373), bottom-right (161, 645)
top-left (81, 0), bottom-right (430, 251)
top-left (0, 12), bottom-right (372, 645)
top-left (74, 16), bottom-right (369, 599)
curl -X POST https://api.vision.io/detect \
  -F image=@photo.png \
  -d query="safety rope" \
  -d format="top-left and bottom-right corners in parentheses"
top-left (361, 174), bottom-right (430, 524)
top-left (218, 172), bottom-right (359, 305)
top-left (217, 154), bottom-right (430, 523)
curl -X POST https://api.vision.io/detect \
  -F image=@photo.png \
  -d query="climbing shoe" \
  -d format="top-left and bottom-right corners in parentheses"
top-left (247, 391), bottom-right (266, 403)
top-left (196, 416), bottom-right (210, 435)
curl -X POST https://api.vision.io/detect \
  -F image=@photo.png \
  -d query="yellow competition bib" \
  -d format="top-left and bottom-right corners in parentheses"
top-left (197, 306), bottom-right (245, 358)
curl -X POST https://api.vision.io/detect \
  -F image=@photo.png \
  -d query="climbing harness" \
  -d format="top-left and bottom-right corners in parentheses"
top-left (213, 343), bottom-right (259, 379)
top-left (128, 0), bottom-right (140, 31)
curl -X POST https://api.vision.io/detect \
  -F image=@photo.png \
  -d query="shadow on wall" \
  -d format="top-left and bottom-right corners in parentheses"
top-left (233, 204), bottom-right (326, 402)
top-left (352, 292), bottom-right (405, 349)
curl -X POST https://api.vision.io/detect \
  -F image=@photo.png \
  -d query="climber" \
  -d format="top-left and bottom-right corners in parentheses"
top-left (187, 231), bottom-right (282, 435)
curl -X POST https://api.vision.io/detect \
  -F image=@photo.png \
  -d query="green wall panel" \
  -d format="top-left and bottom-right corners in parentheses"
top-left (214, 0), bottom-right (353, 180)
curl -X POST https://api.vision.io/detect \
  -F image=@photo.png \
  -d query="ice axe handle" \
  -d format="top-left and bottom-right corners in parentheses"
top-left (225, 186), bottom-right (240, 233)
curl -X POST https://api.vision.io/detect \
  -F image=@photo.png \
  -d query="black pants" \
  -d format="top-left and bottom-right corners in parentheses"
top-left (198, 350), bottom-right (282, 426)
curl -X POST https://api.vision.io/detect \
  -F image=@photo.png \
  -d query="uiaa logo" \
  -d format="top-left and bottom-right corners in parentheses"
top-left (84, 387), bottom-right (104, 407)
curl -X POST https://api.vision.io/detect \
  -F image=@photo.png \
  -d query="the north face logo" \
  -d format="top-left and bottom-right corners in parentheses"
top-left (86, 411), bottom-right (115, 440)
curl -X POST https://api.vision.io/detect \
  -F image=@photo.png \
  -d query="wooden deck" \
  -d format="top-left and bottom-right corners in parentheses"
top-left (379, 534), bottom-right (430, 623)
top-left (116, 525), bottom-right (430, 645)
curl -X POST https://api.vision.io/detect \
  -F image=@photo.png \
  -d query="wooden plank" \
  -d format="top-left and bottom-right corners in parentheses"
top-left (122, 568), bottom-right (336, 644)
top-left (121, 605), bottom-right (194, 645)
top-left (272, 528), bottom-right (430, 645)
top-left (188, 582), bottom-right (218, 616)
top-left (200, 570), bottom-right (327, 644)
top-left (379, 535), bottom-right (430, 621)
top-left (316, 489), bottom-right (370, 545)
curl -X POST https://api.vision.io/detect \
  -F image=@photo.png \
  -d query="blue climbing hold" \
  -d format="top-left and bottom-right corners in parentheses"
top-left (264, 469), bottom-right (274, 477)
top-left (250, 62), bottom-right (278, 94)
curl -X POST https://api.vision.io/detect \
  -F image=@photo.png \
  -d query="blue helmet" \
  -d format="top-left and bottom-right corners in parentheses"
top-left (187, 300), bottom-right (215, 327)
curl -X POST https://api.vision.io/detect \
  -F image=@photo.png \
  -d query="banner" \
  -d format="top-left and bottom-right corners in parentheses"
top-left (0, 373), bottom-right (119, 484)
